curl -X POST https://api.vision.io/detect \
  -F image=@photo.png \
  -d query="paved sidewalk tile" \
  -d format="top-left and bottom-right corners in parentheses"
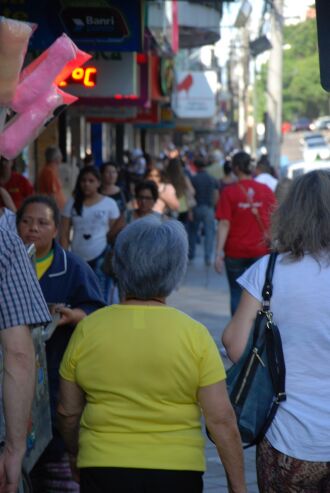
top-left (168, 245), bottom-right (259, 492)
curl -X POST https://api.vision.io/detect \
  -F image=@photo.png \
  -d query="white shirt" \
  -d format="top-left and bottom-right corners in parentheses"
top-left (238, 253), bottom-right (330, 461)
top-left (255, 173), bottom-right (278, 192)
top-left (62, 196), bottom-right (120, 261)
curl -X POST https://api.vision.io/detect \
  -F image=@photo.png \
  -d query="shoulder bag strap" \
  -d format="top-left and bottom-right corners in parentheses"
top-left (262, 252), bottom-right (278, 308)
top-left (262, 252), bottom-right (285, 402)
top-left (246, 253), bottom-right (286, 448)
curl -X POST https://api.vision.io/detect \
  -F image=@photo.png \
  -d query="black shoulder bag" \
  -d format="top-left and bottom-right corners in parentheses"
top-left (209, 253), bottom-right (286, 448)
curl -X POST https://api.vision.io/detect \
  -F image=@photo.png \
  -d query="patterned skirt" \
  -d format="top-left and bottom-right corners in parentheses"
top-left (257, 437), bottom-right (330, 493)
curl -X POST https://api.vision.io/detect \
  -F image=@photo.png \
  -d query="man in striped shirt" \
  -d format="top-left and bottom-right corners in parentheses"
top-left (0, 227), bottom-right (50, 493)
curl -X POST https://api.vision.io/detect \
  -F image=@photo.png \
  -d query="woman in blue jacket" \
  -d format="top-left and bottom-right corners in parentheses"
top-left (16, 194), bottom-right (105, 493)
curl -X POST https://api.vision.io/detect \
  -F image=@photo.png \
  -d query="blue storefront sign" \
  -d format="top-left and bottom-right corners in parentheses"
top-left (0, 0), bottom-right (143, 51)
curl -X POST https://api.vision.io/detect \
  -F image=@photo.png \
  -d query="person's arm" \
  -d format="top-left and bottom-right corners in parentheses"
top-left (55, 306), bottom-right (87, 327)
top-left (57, 378), bottom-right (85, 481)
top-left (59, 216), bottom-right (72, 250)
top-left (184, 176), bottom-right (195, 196)
top-left (107, 214), bottom-right (126, 245)
top-left (214, 219), bottom-right (230, 273)
top-left (198, 381), bottom-right (247, 493)
top-left (222, 290), bottom-right (261, 362)
top-left (213, 178), bottom-right (219, 206)
top-left (0, 325), bottom-right (35, 493)
top-left (213, 188), bottom-right (219, 207)
top-left (0, 188), bottom-right (16, 212)
top-left (160, 184), bottom-right (180, 211)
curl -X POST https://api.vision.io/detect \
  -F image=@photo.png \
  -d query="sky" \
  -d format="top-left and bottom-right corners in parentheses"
top-left (284, 0), bottom-right (313, 22)
top-left (222, 0), bottom-right (312, 26)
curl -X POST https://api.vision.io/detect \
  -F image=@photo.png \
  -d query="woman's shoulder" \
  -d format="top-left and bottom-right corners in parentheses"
top-left (100, 195), bottom-right (118, 208)
top-left (166, 306), bottom-right (210, 333)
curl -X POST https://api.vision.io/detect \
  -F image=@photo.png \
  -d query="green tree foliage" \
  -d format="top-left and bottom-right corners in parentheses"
top-left (255, 16), bottom-right (330, 123)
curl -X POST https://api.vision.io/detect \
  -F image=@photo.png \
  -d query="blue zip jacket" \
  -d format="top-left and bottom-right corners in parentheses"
top-left (39, 241), bottom-right (105, 456)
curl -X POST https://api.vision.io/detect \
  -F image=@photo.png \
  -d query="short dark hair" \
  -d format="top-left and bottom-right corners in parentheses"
top-left (16, 195), bottom-right (60, 228)
top-left (232, 151), bottom-right (252, 175)
top-left (45, 146), bottom-right (62, 163)
top-left (100, 161), bottom-right (118, 175)
top-left (135, 180), bottom-right (159, 202)
top-left (256, 155), bottom-right (271, 174)
top-left (194, 154), bottom-right (207, 168)
top-left (223, 159), bottom-right (232, 176)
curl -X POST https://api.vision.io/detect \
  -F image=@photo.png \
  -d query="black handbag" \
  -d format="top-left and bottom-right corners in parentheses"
top-left (209, 253), bottom-right (286, 448)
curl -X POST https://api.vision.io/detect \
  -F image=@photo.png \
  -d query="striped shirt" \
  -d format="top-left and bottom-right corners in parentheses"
top-left (0, 208), bottom-right (17, 233)
top-left (0, 227), bottom-right (51, 329)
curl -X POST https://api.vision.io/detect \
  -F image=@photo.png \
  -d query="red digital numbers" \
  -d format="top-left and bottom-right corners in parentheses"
top-left (58, 67), bottom-right (97, 88)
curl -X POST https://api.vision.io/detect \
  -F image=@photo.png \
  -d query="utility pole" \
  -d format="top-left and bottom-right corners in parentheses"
top-left (266, 0), bottom-right (283, 171)
top-left (237, 26), bottom-right (250, 148)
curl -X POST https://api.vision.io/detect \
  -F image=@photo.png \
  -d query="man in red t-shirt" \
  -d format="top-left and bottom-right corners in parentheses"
top-left (0, 157), bottom-right (34, 209)
top-left (214, 151), bottom-right (276, 315)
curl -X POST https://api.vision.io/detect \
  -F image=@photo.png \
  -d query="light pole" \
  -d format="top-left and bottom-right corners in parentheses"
top-left (265, 0), bottom-right (284, 172)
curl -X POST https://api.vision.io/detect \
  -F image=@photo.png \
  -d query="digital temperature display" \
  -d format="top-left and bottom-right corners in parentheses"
top-left (58, 67), bottom-right (97, 88)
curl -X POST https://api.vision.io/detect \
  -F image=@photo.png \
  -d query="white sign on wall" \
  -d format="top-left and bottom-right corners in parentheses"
top-left (172, 70), bottom-right (217, 119)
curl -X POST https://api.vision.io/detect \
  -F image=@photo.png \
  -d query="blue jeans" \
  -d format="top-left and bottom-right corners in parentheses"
top-left (188, 205), bottom-right (215, 264)
top-left (225, 256), bottom-right (261, 315)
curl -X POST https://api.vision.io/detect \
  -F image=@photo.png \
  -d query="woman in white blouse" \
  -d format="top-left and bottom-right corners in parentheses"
top-left (60, 166), bottom-right (119, 303)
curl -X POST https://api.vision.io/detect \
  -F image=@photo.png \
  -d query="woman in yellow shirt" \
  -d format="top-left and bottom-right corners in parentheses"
top-left (58, 216), bottom-right (247, 493)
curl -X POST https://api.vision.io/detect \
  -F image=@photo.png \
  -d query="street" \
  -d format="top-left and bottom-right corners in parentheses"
top-left (281, 131), bottom-right (303, 163)
top-left (281, 128), bottom-right (330, 166)
top-left (168, 245), bottom-right (259, 493)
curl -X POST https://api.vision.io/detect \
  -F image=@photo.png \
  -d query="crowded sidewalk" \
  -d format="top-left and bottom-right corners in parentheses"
top-left (168, 243), bottom-right (259, 493)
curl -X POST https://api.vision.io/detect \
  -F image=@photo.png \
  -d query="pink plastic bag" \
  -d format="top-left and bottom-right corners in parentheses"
top-left (11, 33), bottom-right (91, 112)
top-left (0, 85), bottom-right (77, 159)
top-left (0, 17), bottom-right (35, 105)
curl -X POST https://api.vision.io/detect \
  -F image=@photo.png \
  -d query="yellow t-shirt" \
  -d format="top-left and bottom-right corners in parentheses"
top-left (36, 250), bottom-right (54, 280)
top-left (60, 305), bottom-right (225, 471)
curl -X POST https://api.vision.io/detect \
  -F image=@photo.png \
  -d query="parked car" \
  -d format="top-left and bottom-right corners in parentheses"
top-left (291, 117), bottom-right (312, 132)
top-left (301, 134), bottom-right (330, 162)
top-left (286, 160), bottom-right (330, 179)
top-left (311, 116), bottom-right (330, 131)
top-left (300, 132), bottom-right (324, 145)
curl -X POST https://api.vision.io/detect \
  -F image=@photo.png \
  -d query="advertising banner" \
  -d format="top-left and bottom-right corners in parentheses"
top-left (172, 71), bottom-right (217, 119)
top-left (0, 0), bottom-right (143, 51)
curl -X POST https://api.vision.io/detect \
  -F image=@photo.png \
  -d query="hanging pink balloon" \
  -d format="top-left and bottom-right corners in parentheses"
top-left (0, 85), bottom-right (77, 159)
top-left (11, 33), bottom-right (91, 112)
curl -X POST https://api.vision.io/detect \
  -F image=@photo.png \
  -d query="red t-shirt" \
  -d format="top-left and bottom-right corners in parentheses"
top-left (38, 165), bottom-right (66, 210)
top-left (215, 179), bottom-right (276, 258)
top-left (3, 172), bottom-right (34, 209)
